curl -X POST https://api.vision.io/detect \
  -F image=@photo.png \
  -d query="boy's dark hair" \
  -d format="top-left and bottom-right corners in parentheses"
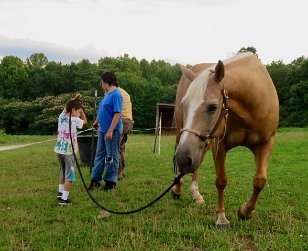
top-left (101, 72), bottom-right (118, 87)
top-left (65, 100), bottom-right (83, 113)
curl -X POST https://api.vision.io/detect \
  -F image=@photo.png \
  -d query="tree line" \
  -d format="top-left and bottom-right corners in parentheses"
top-left (0, 49), bottom-right (307, 134)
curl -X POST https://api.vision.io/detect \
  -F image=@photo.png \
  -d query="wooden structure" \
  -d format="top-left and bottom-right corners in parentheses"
top-left (154, 103), bottom-right (176, 154)
top-left (155, 103), bottom-right (176, 135)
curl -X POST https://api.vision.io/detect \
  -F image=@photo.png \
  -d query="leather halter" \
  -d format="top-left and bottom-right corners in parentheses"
top-left (180, 88), bottom-right (229, 142)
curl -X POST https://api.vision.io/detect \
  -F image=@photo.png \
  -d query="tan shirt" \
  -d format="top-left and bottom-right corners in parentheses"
top-left (118, 87), bottom-right (133, 120)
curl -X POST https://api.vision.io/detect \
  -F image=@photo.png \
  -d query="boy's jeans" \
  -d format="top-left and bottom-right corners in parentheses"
top-left (91, 125), bottom-right (122, 184)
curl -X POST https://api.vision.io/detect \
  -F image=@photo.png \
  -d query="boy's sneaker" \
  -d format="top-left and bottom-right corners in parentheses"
top-left (59, 198), bottom-right (72, 206)
top-left (57, 192), bottom-right (63, 200)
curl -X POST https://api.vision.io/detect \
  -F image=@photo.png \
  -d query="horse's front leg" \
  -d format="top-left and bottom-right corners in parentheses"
top-left (213, 142), bottom-right (230, 229)
top-left (239, 136), bottom-right (274, 219)
top-left (190, 169), bottom-right (204, 204)
top-left (171, 139), bottom-right (183, 199)
top-left (171, 171), bottom-right (183, 199)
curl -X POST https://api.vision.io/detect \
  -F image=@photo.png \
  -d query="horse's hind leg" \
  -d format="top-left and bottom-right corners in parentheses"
top-left (239, 136), bottom-right (275, 219)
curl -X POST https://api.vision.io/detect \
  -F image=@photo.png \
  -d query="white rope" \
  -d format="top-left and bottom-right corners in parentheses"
top-left (77, 128), bottom-right (95, 135)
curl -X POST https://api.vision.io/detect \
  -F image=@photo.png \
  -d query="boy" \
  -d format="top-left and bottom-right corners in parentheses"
top-left (54, 94), bottom-right (87, 205)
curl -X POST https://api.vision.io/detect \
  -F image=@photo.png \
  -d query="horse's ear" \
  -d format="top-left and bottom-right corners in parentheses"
top-left (214, 60), bottom-right (225, 83)
top-left (179, 64), bottom-right (197, 82)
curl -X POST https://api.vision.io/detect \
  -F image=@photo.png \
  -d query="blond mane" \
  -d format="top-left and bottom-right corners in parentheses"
top-left (223, 52), bottom-right (254, 67)
top-left (181, 70), bottom-right (212, 105)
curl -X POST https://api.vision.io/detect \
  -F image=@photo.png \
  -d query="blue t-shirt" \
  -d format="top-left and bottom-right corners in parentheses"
top-left (98, 88), bottom-right (123, 133)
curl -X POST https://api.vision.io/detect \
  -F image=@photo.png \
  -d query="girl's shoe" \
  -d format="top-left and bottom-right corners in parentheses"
top-left (57, 192), bottom-right (63, 200)
top-left (59, 198), bottom-right (72, 206)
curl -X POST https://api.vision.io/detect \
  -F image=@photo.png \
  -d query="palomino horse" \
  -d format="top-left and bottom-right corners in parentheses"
top-left (172, 52), bottom-right (279, 229)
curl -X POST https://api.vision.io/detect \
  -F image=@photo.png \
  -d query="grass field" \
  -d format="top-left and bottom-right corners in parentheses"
top-left (0, 129), bottom-right (307, 250)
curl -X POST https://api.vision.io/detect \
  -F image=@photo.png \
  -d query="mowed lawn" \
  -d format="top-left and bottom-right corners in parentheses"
top-left (0, 129), bottom-right (307, 250)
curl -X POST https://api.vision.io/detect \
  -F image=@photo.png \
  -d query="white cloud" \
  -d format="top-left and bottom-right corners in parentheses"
top-left (0, 0), bottom-right (307, 65)
top-left (0, 36), bottom-right (109, 63)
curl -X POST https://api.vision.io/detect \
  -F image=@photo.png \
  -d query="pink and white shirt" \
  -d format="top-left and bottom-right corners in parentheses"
top-left (54, 111), bottom-right (83, 155)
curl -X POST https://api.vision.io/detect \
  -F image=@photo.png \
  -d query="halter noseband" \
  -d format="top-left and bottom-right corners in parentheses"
top-left (180, 88), bottom-right (229, 142)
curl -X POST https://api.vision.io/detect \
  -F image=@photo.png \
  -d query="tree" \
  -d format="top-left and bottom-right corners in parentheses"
top-left (26, 53), bottom-right (48, 69)
top-left (237, 46), bottom-right (258, 57)
top-left (150, 60), bottom-right (177, 86)
top-left (267, 56), bottom-right (308, 127)
top-left (289, 80), bottom-right (308, 111)
top-left (42, 61), bottom-right (68, 96)
top-left (116, 54), bottom-right (142, 76)
top-left (140, 58), bottom-right (151, 79)
top-left (115, 71), bottom-right (147, 128)
top-left (25, 53), bottom-right (49, 100)
top-left (266, 60), bottom-right (289, 105)
top-left (3, 52), bottom-right (307, 133)
top-left (73, 59), bottom-right (99, 91)
top-left (0, 56), bottom-right (28, 100)
top-left (97, 56), bottom-right (119, 73)
top-left (0, 91), bottom-right (96, 134)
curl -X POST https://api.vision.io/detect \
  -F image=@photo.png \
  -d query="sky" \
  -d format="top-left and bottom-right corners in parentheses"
top-left (0, 0), bottom-right (307, 65)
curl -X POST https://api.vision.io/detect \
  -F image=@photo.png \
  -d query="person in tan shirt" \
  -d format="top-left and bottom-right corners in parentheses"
top-left (118, 87), bottom-right (134, 179)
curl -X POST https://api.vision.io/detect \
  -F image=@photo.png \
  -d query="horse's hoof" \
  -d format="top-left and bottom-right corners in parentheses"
top-left (171, 189), bottom-right (181, 200)
top-left (238, 208), bottom-right (253, 220)
top-left (216, 223), bottom-right (230, 230)
top-left (193, 197), bottom-right (205, 204)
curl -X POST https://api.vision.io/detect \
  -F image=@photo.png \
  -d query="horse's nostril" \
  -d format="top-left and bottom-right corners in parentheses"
top-left (187, 157), bottom-right (192, 166)
top-left (176, 155), bottom-right (192, 167)
top-left (175, 148), bottom-right (194, 171)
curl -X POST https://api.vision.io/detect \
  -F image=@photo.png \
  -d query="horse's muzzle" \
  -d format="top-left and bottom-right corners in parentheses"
top-left (174, 147), bottom-right (198, 174)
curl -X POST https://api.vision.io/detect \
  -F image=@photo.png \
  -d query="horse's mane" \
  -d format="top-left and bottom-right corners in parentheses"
top-left (181, 70), bottom-right (212, 105)
top-left (222, 52), bottom-right (254, 67)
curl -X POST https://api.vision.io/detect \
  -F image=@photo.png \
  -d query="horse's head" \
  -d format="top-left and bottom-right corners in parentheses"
top-left (174, 60), bottom-right (227, 174)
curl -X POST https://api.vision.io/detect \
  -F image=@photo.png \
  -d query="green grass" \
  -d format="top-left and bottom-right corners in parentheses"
top-left (0, 130), bottom-right (307, 250)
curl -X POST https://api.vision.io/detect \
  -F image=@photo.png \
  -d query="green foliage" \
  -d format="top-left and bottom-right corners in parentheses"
top-left (72, 59), bottom-right (100, 91)
top-left (1, 101), bottom-right (36, 134)
top-left (0, 51), bottom-right (307, 133)
top-left (0, 91), bottom-right (97, 134)
top-left (267, 56), bottom-right (308, 127)
top-left (237, 46), bottom-right (258, 57)
top-left (0, 53), bottom-right (182, 133)
top-left (0, 56), bottom-right (29, 100)
top-left (26, 52), bottom-right (48, 68)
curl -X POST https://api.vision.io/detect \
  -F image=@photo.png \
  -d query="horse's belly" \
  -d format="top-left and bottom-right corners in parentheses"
top-left (226, 131), bottom-right (267, 148)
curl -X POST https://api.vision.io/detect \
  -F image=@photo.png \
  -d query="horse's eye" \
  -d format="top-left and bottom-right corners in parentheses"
top-left (207, 104), bottom-right (218, 113)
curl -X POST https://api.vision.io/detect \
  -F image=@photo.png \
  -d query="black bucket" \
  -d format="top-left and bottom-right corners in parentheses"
top-left (77, 134), bottom-right (98, 166)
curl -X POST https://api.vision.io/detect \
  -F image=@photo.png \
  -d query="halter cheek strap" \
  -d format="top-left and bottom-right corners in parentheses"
top-left (180, 88), bottom-right (229, 142)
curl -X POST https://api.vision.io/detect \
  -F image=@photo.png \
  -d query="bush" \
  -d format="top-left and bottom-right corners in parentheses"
top-left (0, 91), bottom-right (96, 134)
